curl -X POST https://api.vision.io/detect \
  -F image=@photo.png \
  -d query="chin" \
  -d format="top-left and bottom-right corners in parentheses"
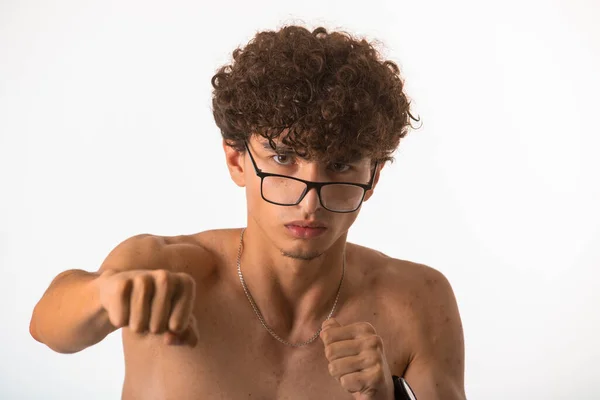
top-left (278, 235), bottom-right (330, 261)
top-left (280, 248), bottom-right (324, 261)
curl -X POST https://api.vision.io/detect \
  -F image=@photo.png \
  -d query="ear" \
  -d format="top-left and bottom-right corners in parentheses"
top-left (363, 163), bottom-right (384, 202)
top-left (223, 140), bottom-right (246, 187)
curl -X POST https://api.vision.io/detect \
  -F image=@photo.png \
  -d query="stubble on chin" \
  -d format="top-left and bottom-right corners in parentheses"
top-left (280, 249), bottom-right (323, 261)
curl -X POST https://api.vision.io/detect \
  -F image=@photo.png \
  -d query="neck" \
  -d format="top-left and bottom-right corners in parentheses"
top-left (237, 224), bottom-right (347, 340)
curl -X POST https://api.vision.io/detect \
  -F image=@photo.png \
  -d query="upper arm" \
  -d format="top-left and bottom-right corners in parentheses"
top-left (98, 234), bottom-right (168, 274)
top-left (403, 266), bottom-right (466, 400)
top-left (98, 233), bottom-right (217, 280)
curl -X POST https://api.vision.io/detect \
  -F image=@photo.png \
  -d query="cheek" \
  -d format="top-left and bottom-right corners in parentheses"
top-left (244, 172), bottom-right (262, 199)
top-left (338, 211), bottom-right (359, 230)
top-left (245, 183), bottom-right (262, 212)
top-left (245, 181), bottom-right (280, 222)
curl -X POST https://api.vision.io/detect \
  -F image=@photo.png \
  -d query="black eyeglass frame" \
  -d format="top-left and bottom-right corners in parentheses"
top-left (244, 141), bottom-right (379, 213)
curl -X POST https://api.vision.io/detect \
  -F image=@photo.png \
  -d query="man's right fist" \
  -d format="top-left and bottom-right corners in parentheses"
top-left (96, 269), bottom-right (199, 347)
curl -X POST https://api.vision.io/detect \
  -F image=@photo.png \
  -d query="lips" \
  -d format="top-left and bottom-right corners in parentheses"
top-left (285, 222), bottom-right (327, 239)
top-left (286, 220), bottom-right (327, 228)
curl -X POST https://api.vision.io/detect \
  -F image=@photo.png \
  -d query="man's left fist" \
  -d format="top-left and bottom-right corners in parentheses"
top-left (320, 318), bottom-right (394, 400)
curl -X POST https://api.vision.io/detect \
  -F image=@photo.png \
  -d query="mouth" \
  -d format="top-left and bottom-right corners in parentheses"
top-left (285, 220), bottom-right (327, 229)
top-left (284, 221), bottom-right (328, 239)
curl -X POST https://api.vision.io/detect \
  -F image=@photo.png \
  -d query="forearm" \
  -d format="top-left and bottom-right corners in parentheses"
top-left (30, 269), bottom-right (116, 354)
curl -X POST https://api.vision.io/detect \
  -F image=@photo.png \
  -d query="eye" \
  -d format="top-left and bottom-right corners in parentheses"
top-left (272, 154), bottom-right (294, 165)
top-left (330, 162), bottom-right (350, 173)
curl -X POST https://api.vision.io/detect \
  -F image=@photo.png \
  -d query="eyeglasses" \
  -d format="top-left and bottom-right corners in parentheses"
top-left (244, 142), bottom-right (378, 213)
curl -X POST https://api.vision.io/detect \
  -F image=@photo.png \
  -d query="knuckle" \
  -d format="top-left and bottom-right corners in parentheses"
top-left (108, 312), bottom-right (123, 328)
top-left (324, 346), bottom-right (334, 359)
top-left (188, 276), bottom-right (197, 292)
top-left (371, 364), bottom-right (384, 381)
top-left (132, 274), bottom-right (149, 289)
top-left (365, 352), bottom-right (379, 366)
top-left (177, 277), bottom-right (190, 292)
top-left (113, 278), bottom-right (130, 295)
top-left (328, 362), bottom-right (336, 375)
top-left (153, 269), bottom-right (170, 285)
top-left (176, 271), bottom-right (192, 281)
top-left (116, 308), bottom-right (129, 325)
top-left (359, 322), bottom-right (375, 334)
top-left (340, 375), bottom-right (351, 387)
top-left (172, 273), bottom-right (191, 295)
top-left (181, 274), bottom-right (196, 291)
top-left (367, 335), bottom-right (382, 349)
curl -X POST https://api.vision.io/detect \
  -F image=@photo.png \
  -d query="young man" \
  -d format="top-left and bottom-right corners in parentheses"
top-left (30, 26), bottom-right (465, 399)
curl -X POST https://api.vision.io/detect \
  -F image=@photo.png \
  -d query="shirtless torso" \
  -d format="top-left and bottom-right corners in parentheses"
top-left (117, 228), bottom-right (452, 400)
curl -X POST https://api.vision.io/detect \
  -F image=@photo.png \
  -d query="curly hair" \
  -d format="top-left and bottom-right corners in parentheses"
top-left (211, 25), bottom-right (419, 164)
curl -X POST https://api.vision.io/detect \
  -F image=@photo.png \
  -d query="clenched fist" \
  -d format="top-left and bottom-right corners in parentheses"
top-left (320, 318), bottom-right (394, 400)
top-left (96, 269), bottom-right (199, 347)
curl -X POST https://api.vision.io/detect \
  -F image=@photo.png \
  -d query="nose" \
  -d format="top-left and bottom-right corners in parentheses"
top-left (297, 163), bottom-right (322, 213)
top-left (299, 186), bottom-right (322, 213)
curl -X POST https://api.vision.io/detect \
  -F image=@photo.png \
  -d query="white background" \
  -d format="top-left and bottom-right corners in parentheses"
top-left (1, 0), bottom-right (599, 398)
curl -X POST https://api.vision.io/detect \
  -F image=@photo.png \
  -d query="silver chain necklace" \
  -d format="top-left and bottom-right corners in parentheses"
top-left (236, 228), bottom-right (345, 347)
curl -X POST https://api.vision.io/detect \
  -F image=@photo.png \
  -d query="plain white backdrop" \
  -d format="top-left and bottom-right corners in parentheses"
top-left (1, 0), bottom-right (599, 398)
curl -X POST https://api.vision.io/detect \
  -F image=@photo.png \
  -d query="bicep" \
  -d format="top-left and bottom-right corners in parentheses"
top-left (403, 268), bottom-right (466, 400)
top-left (98, 234), bottom-right (216, 281)
top-left (98, 234), bottom-right (167, 274)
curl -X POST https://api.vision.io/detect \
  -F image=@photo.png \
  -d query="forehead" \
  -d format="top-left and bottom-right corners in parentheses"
top-left (250, 135), bottom-right (370, 164)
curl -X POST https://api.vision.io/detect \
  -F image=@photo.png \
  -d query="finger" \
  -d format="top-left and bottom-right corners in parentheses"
top-left (149, 270), bottom-right (174, 334)
top-left (339, 370), bottom-right (370, 394)
top-left (168, 274), bottom-right (195, 334)
top-left (320, 321), bottom-right (374, 346)
top-left (164, 315), bottom-right (199, 347)
top-left (129, 275), bottom-right (154, 333)
top-left (108, 278), bottom-right (132, 328)
top-left (320, 318), bottom-right (345, 346)
top-left (324, 339), bottom-right (362, 361)
top-left (322, 317), bottom-right (342, 330)
top-left (177, 317), bottom-right (199, 348)
top-left (327, 354), bottom-right (373, 380)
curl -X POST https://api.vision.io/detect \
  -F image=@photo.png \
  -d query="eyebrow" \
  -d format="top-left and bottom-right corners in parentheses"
top-left (256, 140), bottom-right (366, 164)
top-left (259, 141), bottom-right (294, 153)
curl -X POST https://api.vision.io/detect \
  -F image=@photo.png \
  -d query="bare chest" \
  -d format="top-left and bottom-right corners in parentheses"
top-left (122, 270), bottom-right (410, 399)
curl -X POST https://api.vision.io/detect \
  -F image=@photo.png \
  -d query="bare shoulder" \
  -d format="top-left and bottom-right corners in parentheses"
top-left (348, 242), bottom-right (454, 297)
top-left (97, 229), bottom-right (233, 279)
top-left (385, 255), bottom-right (462, 337)
top-left (348, 242), bottom-right (462, 348)
top-left (351, 244), bottom-right (465, 397)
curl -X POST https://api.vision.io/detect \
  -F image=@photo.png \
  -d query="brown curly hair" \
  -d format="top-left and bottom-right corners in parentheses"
top-left (211, 25), bottom-right (419, 164)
